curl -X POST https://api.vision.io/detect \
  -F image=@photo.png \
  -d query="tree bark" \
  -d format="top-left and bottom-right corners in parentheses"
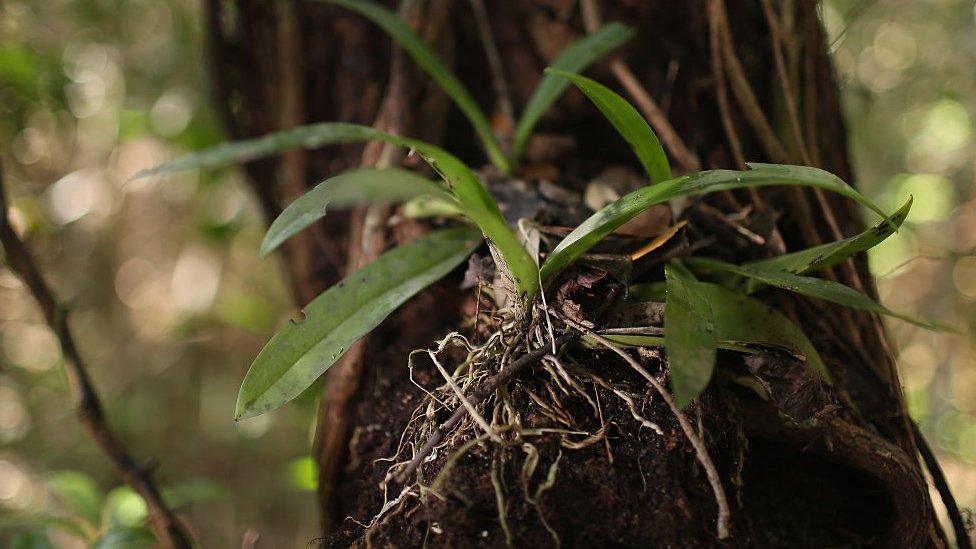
top-left (204, 1), bottom-right (948, 546)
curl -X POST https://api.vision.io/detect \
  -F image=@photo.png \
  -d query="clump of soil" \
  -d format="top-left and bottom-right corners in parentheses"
top-left (324, 277), bottom-right (901, 548)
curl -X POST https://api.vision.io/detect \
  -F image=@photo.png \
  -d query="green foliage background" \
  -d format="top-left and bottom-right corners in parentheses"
top-left (0, 0), bottom-right (973, 544)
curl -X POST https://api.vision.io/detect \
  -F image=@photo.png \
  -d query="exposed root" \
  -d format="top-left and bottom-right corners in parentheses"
top-left (358, 293), bottom-right (734, 544)
top-left (490, 457), bottom-right (514, 547)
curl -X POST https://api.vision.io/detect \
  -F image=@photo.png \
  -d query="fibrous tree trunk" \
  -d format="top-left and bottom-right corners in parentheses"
top-left (204, 1), bottom-right (951, 546)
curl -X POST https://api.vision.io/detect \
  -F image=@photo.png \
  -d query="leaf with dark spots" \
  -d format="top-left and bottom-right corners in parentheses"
top-left (744, 197), bottom-right (913, 279)
top-left (689, 256), bottom-right (955, 332)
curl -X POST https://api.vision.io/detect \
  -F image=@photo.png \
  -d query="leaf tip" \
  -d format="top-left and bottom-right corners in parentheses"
top-left (257, 238), bottom-right (276, 259)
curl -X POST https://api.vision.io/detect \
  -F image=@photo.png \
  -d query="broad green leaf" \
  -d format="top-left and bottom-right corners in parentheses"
top-left (609, 283), bottom-right (829, 381)
top-left (236, 227), bottom-right (482, 419)
top-left (322, 0), bottom-right (508, 172)
top-left (260, 167), bottom-right (453, 257)
top-left (688, 257), bottom-right (954, 332)
top-left (134, 121), bottom-right (540, 298)
top-left (701, 283), bottom-right (829, 381)
top-left (47, 471), bottom-right (102, 528)
top-left (745, 196), bottom-right (912, 276)
top-left (664, 264), bottom-right (716, 408)
top-left (540, 163), bottom-right (886, 282)
top-left (545, 68), bottom-right (671, 184)
top-left (510, 23), bottom-right (635, 165)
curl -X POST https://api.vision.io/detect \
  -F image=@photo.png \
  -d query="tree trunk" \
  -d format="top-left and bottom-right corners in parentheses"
top-left (204, 1), bottom-right (946, 546)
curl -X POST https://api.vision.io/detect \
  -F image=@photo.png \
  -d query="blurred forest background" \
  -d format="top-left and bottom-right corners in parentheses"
top-left (0, 0), bottom-right (974, 546)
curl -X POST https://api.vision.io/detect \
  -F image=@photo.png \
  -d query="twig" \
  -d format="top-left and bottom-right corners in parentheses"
top-left (914, 422), bottom-right (973, 549)
top-left (707, 0), bottom-right (745, 169)
top-left (714, 3), bottom-right (788, 164)
top-left (469, 0), bottom-right (515, 144)
top-left (760, 0), bottom-right (810, 165)
top-left (560, 315), bottom-right (731, 540)
top-left (396, 333), bottom-right (578, 483)
top-left (0, 162), bottom-right (191, 547)
top-left (580, 0), bottom-right (701, 173)
top-left (314, 0), bottom-right (417, 533)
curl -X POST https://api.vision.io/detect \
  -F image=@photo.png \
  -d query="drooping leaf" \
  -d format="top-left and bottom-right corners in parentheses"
top-left (540, 163), bottom-right (887, 282)
top-left (608, 282), bottom-right (829, 381)
top-left (260, 167), bottom-right (454, 257)
top-left (134, 122), bottom-right (540, 298)
top-left (545, 68), bottom-right (671, 184)
top-left (322, 0), bottom-right (508, 172)
top-left (134, 122), bottom-right (387, 179)
top-left (664, 264), bottom-right (717, 408)
top-left (510, 23), bottom-right (635, 165)
top-left (688, 257), bottom-right (955, 332)
top-left (745, 196), bottom-right (912, 276)
top-left (236, 227), bottom-right (482, 419)
top-left (47, 471), bottom-right (102, 528)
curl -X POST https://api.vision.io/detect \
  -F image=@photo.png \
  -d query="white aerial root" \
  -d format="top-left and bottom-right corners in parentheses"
top-left (429, 348), bottom-right (500, 442)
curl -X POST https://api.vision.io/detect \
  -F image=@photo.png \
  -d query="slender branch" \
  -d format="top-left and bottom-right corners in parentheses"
top-left (469, 0), bottom-right (515, 145)
top-left (760, 0), bottom-right (810, 165)
top-left (0, 161), bottom-right (191, 547)
top-left (914, 422), bottom-right (973, 549)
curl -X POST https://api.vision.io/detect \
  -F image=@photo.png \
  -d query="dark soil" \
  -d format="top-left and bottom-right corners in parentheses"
top-left (324, 284), bottom-right (904, 548)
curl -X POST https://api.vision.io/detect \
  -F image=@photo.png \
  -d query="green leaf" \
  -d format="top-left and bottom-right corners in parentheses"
top-left (47, 471), bottom-right (102, 528)
top-left (700, 283), bottom-right (829, 381)
top-left (103, 487), bottom-right (148, 529)
top-left (236, 227), bottom-right (482, 419)
top-left (322, 0), bottom-right (508, 172)
top-left (688, 257), bottom-right (955, 332)
top-left (540, 163), bottom-right (886, 282)
top-left (510, 23), bottom-right (635, 165)
top-left (9, 532), bottom-right (55, 549)
top-left (664, 264), bottom-right (717, 408)
top-left (260, 167), bottom-right (453, 257)
top-left (608, 283), bottom-right (829, 382)
top-left (287, 457), bottom-right (318, 492)
top-left (93, 528), bottom-right (155, 549)
top-left (0, 514), bottom-right (91, 542)
top-left (545, 68), bottom-right (671, 184)
top-left (162, 479), bottom-right (228, 508)
top-left (745, 196), bottom-right (913, 276)
top-left (134, 121), bottom-right (540, 298)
